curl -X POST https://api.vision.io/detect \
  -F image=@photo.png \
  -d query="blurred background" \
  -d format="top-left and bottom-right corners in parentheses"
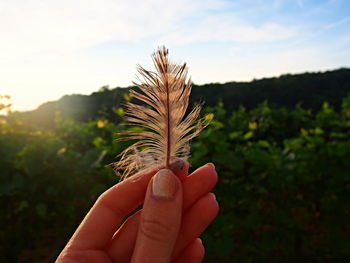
top-left (1, 0), bottom-right (350, 262)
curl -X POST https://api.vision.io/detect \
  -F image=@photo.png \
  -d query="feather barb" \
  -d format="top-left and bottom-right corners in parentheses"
top-left (112, 46), bottom-right (205, 179)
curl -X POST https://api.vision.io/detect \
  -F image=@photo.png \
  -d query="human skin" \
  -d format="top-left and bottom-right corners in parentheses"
top-left (56, 162), bottom-right (218, 263)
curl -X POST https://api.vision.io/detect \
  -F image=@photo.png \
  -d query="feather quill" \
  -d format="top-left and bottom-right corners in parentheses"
top-left (112, 46), bottom-right (204, 179)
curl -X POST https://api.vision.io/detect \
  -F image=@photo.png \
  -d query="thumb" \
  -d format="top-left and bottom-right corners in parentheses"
top-left (131, 169), bottom-right (182, 263)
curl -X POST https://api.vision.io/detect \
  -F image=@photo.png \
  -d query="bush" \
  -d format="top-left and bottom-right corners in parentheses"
top-left (1, 97), bottom-right (350, 262)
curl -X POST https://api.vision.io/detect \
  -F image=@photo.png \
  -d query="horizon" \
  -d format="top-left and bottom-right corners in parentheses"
top-left (15, 66), bottom-right (350, 114)
top-left (1, 0), bottom-right (350, 111)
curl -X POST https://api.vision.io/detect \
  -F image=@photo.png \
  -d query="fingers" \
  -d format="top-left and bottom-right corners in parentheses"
top-left (107, 211), bottom-right (141, 263)
top-left (173, 238), bottom-right (205, 263)
top-left (108, 193), bottom-right (218, 263)
top-left (131, 169), bottom-right (183, 263)
top-left (169, 159), bottom-right (190, 181)
top-left (182, 163), bottom-right (217, 211)
top-left (172, 193), bottom-right (219, 259)
top-left (107, 163), bottom-right (217, 262)
top-left (106, 160), bottom-right (189, 262)
top-left (66, 167), bottom-right (157, 250)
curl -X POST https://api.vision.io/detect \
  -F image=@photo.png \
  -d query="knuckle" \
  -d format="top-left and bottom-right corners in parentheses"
top-left (96, 192), bottom-right (128, 219)
top-left (140, 217), bottom-right (173, 242)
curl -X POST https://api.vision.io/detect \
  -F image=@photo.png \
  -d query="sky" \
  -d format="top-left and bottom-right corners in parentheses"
top-left (1, 0), bottom-right (350, 111)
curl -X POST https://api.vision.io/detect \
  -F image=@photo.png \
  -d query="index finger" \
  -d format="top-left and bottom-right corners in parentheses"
top-left (67, 167), bottom-right (157, 250)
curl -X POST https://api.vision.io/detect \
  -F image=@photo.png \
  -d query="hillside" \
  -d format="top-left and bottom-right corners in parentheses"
top-left (20, 68), bottom-right (350, 128)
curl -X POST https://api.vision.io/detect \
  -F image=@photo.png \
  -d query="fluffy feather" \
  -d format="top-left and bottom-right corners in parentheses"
top-left (112, 46), bottom-right (204, 179)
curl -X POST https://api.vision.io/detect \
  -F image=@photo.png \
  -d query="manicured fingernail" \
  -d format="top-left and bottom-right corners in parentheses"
top-left (169, 159), bottom-right (186, 171)
top-left (207, 163), bottom-right (215, 169)
top-left (152, 169), bottom-right (177, 199)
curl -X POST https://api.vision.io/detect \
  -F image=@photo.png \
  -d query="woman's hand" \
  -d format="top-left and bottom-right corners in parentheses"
top-left (56, 162), bottom-right (218, 263)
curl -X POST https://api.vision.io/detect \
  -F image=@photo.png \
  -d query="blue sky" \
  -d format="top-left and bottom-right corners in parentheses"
top-left (1, 0), bottom-right (350, 111)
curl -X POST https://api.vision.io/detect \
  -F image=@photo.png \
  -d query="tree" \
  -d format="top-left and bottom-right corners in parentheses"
top-left (0, 95), bottom-right (11, 113)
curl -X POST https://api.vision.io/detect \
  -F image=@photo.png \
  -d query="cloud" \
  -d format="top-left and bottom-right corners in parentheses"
top-left (0, 0), bottom-right (297, 60)
top-left (158, 16), bottom-right (297, 45)
top-left (192, 47), bottom-right (330, 84)
top-left (0, 0), bottom-right (225, 59)
top-left (324, 16), bottom-right (350, 30)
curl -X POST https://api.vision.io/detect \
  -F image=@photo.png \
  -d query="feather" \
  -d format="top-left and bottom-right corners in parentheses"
top-left (112, 46), bottom-right (205, 179)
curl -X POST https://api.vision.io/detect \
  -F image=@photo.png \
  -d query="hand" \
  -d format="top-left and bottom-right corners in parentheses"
top-left (56, 162), bottom-right (218, 263)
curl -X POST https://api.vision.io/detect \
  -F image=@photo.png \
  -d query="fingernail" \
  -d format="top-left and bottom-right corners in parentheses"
top-left (209, 192), bottom-right (217, 201)
top-left (152, 169), bottom-right (177, 199)
top-left (207, 163), bottom-right (215, 169)
top-left (169, 159), bottom-right (186, 171)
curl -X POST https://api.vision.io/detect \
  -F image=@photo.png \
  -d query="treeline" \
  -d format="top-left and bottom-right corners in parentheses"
top-left (19, 68), bottom-right (350, 128)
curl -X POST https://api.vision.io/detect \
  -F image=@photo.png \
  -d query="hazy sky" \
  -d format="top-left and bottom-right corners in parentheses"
top-left (1, 0), bottom-right (350, 111)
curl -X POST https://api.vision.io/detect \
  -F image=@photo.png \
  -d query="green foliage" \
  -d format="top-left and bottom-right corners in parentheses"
top-left (1, 95), bottom-right (350, 262)
top-left (191, 100), bottom-right (350, 262)
top-left (0, 116), bottom-right (123, 262)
